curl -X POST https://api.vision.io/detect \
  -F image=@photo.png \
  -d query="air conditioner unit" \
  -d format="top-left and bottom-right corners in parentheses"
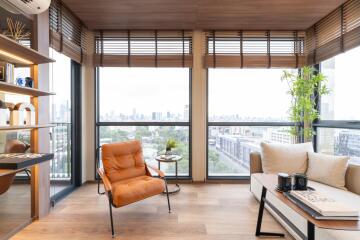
top-left (0, 0), bottom-right (51, 15)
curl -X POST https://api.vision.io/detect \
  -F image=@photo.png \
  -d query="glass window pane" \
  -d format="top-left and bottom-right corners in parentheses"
top-left (320, 46), bottom-right (360, 120)
top-left (317, 128), bottom-right (360, 165)
top-left (208, 126), bottom-right (294, 176)
top-left (99, 126), bottom-right (190, 176)
top-left (49, 48), bottom-right (72, 197)
top-left (99, 68), bottom-right (189, 122)
top-left (208, 69), bottom-right (293, 122)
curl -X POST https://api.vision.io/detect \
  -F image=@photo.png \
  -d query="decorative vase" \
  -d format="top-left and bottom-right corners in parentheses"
top-left (165, 147), bottom-right (172, 155)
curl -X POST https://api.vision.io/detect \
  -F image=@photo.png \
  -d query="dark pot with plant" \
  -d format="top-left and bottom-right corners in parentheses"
top-left (282, 66), bottom-right (330, 142)
top-left (165, 139), bottom-right (177, 155)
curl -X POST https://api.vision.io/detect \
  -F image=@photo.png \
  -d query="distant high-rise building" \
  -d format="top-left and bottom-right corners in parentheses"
top-left (152, 112), bottom-right (162, 121)
top-left (268, 128), bottom-right (295, 144)
top-left (184, 104), bottom-right (189, 120)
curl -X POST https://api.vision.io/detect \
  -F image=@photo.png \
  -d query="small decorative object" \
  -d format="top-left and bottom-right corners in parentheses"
top-left (293, 173), bottom-right (308, 190)
top-left (6, 63), bottom-right (14, 83)
top-left (16, 77), bottom-right (26, 86)
top-left (0, 63), bottom-right (4, 82)
top-left (0, 62), bottom-right (14, 83)
top-left (165, 138), bottom-right (177, 155)
top-left (277, 173), bottom-right (292, 192)
top-left (5, 140), bottom-right (30, 153)
top-left (3, 18), bottom-right (31, 42)
top-left (10, 102), bottom-right (36, 126)
top-left (25, 77), bottom-right (34, 88)
top-left (0, 100), bottom-right (8, 126)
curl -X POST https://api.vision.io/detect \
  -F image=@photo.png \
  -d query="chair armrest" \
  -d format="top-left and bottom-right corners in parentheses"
top-left (250, 151), bottom-right (263, 174)
top-left (97, 168), bottom-right (112, 192)
top-left (145, 164), bottom-right (165, 178)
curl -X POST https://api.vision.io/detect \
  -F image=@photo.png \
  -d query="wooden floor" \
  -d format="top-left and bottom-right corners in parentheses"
top-left (11, 183), bottom-right (293, 240)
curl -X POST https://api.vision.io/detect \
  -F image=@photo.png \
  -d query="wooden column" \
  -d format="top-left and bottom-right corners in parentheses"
top-left (81, 30), bottom-right (96, 183)
top-left (191, 30), bottom-right (207, 182)
top-left (31, 10), bottom-right (51, 218)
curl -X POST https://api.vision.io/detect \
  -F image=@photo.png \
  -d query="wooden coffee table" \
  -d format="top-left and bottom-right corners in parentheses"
top-left (254, 174), bottom-right (360, 240)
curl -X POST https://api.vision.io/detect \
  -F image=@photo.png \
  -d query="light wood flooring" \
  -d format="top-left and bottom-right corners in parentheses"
top-left (11, 183), bottom-right (293, 240)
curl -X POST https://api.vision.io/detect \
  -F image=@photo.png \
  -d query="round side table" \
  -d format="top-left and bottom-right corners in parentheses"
top-left (155, 155), bottom-right (183, 194)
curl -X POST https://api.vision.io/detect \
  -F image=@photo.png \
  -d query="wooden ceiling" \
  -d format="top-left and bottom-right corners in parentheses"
top-left (62, 0), bottom-right (344, 30)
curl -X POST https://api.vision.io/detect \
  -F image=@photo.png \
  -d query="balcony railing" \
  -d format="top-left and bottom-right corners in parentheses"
top-left (50, 123), bottom-right (71, 180)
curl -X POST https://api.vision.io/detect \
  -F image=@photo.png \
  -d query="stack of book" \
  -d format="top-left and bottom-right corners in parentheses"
top-left (285, 190), bottom-right (359, 220)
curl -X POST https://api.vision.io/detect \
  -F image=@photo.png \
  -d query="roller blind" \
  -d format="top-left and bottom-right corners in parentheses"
top-left (205, 30), bottom-right (305, 68)
top-left (49, 0), bottom-right (87, 63)
top-left (94, 30), bottom-right (192, 67)
top-left (306, 0), bottom-right (360, 64)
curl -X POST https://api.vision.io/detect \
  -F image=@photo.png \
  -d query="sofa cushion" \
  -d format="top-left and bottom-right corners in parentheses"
top-left (307, 152), bottom-right (349, 190)
top-left (260, 142), bottom-right (314, 174)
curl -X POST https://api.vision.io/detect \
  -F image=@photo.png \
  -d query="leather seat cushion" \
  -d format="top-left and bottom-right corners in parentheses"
top-left (111, 175), bottom-right (165, 207)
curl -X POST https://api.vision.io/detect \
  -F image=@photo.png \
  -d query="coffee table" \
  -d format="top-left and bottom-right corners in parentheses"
top-left (255, 174), bottom-right (360, 240)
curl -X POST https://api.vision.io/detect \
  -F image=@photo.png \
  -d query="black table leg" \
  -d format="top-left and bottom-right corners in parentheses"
top-left (255, 186), bottom-right (285, 238)
top-left (308, 221), bottom-right (315, 240)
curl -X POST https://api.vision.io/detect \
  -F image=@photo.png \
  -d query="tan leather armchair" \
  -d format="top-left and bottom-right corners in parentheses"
top-left (98, 140), bottom-right (171, 237)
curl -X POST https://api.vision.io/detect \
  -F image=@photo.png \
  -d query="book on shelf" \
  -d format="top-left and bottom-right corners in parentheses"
top-left (289, 190), bottom-right (359, 218)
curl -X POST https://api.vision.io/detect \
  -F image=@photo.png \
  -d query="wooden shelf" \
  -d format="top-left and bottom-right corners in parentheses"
top-left (0, 34), bottom-right (55, 66)
top-left (0, 81), bottom-right (55, 96)
top-left (0, 124), bottom-right (55, 131)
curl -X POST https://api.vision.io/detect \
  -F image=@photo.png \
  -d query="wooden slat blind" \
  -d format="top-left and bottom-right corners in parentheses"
top-left (49, 0), bottom-right (87, 63)
top-left (94, 30), bottom-right (193, 67)
top-left (205, 31), bottom-right (305, 68)
top-left (306, 0), bottom-right (360, 64)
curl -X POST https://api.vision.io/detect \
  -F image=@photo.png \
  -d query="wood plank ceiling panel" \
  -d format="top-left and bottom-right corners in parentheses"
top-left (62, 0), bottom-right (344, 30)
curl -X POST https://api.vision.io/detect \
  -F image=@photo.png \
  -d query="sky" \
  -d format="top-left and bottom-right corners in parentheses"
top-left (48, 45), bottom-right (360, 122)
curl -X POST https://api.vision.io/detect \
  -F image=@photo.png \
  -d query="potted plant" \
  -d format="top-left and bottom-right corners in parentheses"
top-left (281, 66), bottom-right (330, 142)
top-left (165, 139), bottom-right (177, 155)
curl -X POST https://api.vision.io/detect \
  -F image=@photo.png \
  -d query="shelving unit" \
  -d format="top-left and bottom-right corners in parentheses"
top-left (0, 34), bottom-right (55, 133)
top-left (0, 124), bottom-right (55, 131)
top-left (0, 34), bottom-right (54, 66)
top-left (0, 81), bottom-right (55, 97)
top-left (0, 33), bottom-right (55, 220)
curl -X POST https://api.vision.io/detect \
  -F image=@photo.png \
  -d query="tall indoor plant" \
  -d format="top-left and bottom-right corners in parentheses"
top-left (281, 66), bottom-right (330, 142)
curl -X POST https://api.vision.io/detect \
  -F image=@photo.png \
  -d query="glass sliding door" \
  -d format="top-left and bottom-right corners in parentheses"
top-left (49, 48), bottom-right (73, 200)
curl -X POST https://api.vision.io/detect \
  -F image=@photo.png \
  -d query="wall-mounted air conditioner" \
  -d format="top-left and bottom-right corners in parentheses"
top-left (0, 0), bottom-right (51, 15)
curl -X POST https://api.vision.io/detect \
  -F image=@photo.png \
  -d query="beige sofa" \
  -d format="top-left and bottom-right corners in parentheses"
top-left (250, 151), bottom-right (360, 240)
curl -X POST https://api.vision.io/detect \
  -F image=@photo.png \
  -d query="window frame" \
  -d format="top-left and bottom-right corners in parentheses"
top-left (313, 61), bottom-right (360, 153)
top-left (94, 67), bottom-right (193, 180)
top-left (206, 69), bottom-right (298, 180)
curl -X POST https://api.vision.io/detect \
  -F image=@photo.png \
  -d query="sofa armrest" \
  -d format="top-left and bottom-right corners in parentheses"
top-left (250, 151), bottom-right (263, 174)
top-left (346, 164), bottom-right (360, 195)
top-left (97, 168), bottom-right (112, 193)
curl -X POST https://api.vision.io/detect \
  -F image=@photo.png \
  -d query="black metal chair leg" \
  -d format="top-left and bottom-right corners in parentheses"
top-left (108, 197), bottom-right (115, 238)
top-left (164, 179), bottom-right (171, 213)
top-left (255, 186), bottom-right (285, 238)
top-left (24, 169), bottom-right (31, 180)
top-left (98, 178), bottom-right (105, 195)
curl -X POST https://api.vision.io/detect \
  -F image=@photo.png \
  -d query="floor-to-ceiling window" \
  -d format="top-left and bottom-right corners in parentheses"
top-left (207, 69), bottom-right (297, 178)
top-left (96, 67), bottom-right (191, 178)
top-left (315, 46), bottom-right (360, 165)
top-left (49, 48), bottom-right (73, 200)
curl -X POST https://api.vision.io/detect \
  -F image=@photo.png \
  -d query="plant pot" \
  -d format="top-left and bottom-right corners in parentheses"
top-left (165, 147), bottom-right (172, 155)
